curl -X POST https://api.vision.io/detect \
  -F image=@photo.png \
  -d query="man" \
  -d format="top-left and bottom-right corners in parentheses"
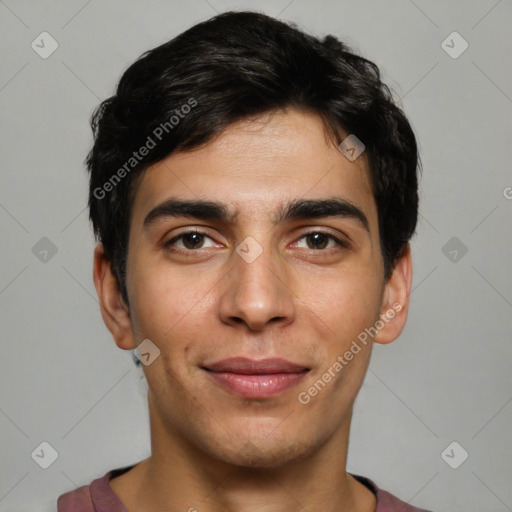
top-left (58, 10), bottom-right (432, 512)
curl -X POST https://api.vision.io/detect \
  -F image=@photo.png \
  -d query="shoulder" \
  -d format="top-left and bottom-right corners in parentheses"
top-left (57, 467), bottom-right (131, 512)
top-left (376, 487), bottom-right (434, 512)
top-left (57, 482), bottom-right (95, 512)
top-left (351, 473), bottom-right (434, 512)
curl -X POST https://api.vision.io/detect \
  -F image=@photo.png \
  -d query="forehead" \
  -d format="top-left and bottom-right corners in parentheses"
top-left (131, 109), bottom-right (376, 226)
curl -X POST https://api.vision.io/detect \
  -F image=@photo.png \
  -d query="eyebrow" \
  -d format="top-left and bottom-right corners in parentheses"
top-left (143, 197), bottom-right (370, 233)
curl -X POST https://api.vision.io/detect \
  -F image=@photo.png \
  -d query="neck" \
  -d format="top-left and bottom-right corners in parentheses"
top-left (111, 392), bottom-right (375, 512)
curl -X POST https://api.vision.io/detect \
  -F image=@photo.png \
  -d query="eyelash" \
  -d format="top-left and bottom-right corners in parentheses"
top-left (163, 229), bottom-right (350, 256)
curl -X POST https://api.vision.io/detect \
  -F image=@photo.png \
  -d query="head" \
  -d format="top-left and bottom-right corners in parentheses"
top-left (89, 11), bottom-right (420, 468)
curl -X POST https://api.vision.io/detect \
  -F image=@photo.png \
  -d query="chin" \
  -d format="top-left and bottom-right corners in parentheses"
top-left (208, 429), bottom-right (318, 469)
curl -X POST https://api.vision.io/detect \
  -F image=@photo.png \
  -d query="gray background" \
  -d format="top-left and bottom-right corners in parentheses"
top-left (1, 0), bottom-right (511, 510)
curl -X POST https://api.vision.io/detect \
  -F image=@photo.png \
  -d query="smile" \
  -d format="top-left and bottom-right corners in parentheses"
top-left (202, 357), bottom-right (310, 399)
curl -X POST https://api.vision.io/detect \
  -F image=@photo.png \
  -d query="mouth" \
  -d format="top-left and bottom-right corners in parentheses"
top-left (202, 357), bottom-right (310, 399)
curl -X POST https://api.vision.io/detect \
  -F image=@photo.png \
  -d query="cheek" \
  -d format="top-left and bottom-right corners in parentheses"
top-left (127, 257), bottom-right (212, 342)
top-left (299, 280), bottom-right (379, 420)
top-left (299, 265), bottom-right (382, 342)
top-left (128, 267), bottom-right (207, 395)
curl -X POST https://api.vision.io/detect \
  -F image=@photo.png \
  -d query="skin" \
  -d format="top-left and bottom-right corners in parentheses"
top-left (93, 108), bottom-right (412, 512)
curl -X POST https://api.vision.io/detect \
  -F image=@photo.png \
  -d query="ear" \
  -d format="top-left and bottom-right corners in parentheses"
top-left (373, 244), bottom-right (413, 345)
top-left (93, 243), bottom-right (136, 350)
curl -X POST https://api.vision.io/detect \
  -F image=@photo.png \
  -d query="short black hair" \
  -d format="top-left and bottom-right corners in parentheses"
top-left (86, 10), bottom-right (421, 306)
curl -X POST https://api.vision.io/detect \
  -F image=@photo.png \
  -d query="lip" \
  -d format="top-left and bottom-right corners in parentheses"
top-left (204, 357), bottom-right (309, 374)
top-left (203, 357), bottom-right (310, 399)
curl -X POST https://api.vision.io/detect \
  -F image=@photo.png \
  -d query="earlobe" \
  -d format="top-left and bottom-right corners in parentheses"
top-left (93, 243), bottom-right (136, 350)
top-left (373, 244), bottom-right (413, 345)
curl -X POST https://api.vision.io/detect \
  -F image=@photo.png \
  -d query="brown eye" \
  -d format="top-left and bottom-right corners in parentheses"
top-left (164, 230), bottom-right (217, 253)
top-left (180, 232), bottom-right (205, 249)
top-left (305, 232), bottom-right (330, 250)
top-left (295, 231), bottom-right (348, 251)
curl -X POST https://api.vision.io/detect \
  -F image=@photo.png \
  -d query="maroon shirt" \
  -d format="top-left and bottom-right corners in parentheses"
top-left (57, 464), bottom-right (433, 511)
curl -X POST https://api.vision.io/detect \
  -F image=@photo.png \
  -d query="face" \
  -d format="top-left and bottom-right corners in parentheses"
top-left (95, 108), bottom-right (411, 468)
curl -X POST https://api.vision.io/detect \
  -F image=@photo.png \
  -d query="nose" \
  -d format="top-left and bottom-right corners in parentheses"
top-left (218, 239), bottom-right (296, 332)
